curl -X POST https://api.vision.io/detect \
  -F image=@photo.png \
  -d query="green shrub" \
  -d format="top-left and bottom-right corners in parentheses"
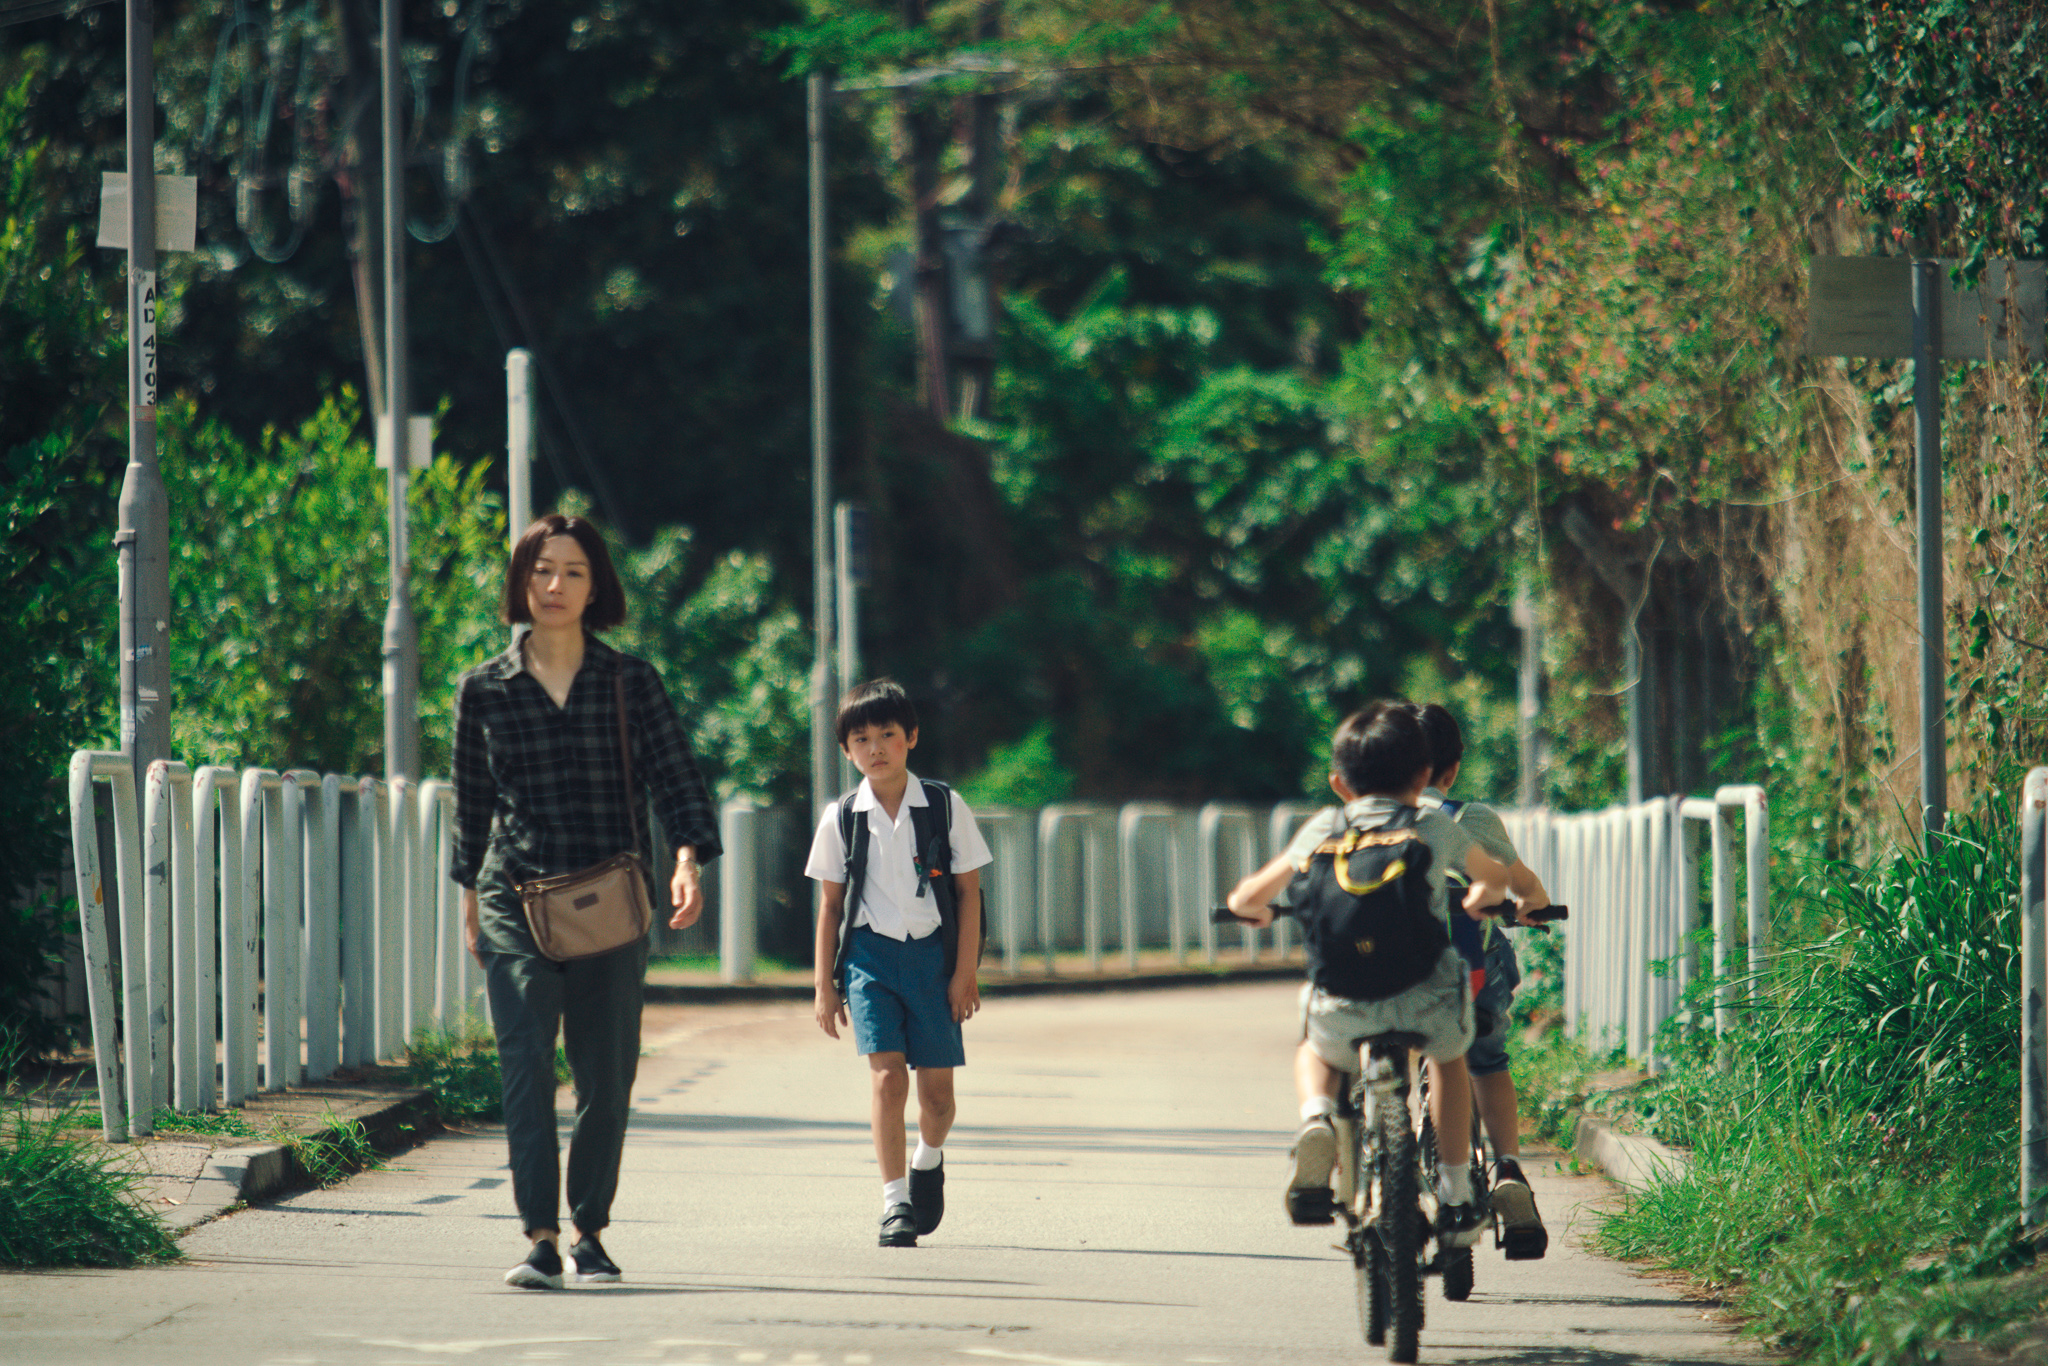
top-left (0, 890), bottom-right (79, 1065)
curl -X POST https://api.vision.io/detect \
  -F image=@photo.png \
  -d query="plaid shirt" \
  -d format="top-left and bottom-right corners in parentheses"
top-left (450, 634), bottom-right (722, 891)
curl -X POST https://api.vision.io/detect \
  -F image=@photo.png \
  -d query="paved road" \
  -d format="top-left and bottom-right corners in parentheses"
top-left (0, 983), bottom-right (1754, 1366)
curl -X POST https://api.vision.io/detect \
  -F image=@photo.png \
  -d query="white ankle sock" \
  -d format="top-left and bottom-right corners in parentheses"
top-left (1300, 1096), bottom-right (1337, 1123)
top-left (912, 1140), bottom-right (943, 1171)
top-left (1437, 1162), bottom-right (1473, 1204)
top-left (883, 1177), bottom-right (909, 1210)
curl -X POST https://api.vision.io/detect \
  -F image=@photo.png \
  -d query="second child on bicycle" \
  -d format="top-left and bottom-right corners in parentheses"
top-left (1414, 702), bottom-right (1552, 1259)
top-left (1227, 701), bottom-right (1518, 1249)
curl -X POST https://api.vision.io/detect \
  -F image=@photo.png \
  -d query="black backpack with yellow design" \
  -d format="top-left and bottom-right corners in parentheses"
top-left (1288, 806), bottom-right (1446, 1002)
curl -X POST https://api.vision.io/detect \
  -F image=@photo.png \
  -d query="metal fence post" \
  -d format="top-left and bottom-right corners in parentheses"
top-left (294, 770), bottom-right (338, 1081)
top-left (1117, 804), bottom-right (1177, 972)
top-left (374, 778), bottom-right (404, 1060)
top-left (265, 773), bottom-right (302, 1091)
top-left (191, 765), bottom-right (236, 1112)
top-left (2022, 767), bottom-right (2048, 1226)
top-left (68, 752), bottom-right (137, 1140)
top-left (341, 778), bottom-right (377, 1064)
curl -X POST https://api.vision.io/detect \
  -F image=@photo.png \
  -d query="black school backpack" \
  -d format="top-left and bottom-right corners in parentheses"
top-left (1288, 806), bottom-right (1447, 1002)
top-left (830, 780), bottom-right (984, 992)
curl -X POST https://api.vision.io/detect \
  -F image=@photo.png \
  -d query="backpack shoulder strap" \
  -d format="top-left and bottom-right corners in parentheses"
top-left (1438, 798), bottom-right (1466, 820)
top-left (913, 780), bottom-right (953, 869)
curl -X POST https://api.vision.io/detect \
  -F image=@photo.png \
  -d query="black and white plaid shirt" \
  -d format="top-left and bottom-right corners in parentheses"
top-left (450, 634), bottom-right (722, 889)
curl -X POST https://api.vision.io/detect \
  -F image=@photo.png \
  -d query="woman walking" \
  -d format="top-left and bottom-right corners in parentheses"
top-left (451, 513), bottom-right (722, 1290)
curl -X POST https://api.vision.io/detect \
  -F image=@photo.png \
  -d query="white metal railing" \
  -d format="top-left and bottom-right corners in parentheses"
top-left (69, 752), bottom-right (1764, 1129)
top-left (1507, 784), bottom-right (1768, 1069)
top-left (67, 752), bottom-right (489, 1138)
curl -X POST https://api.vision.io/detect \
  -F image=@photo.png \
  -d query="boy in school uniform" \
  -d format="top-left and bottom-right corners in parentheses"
top-left (1226, 701), bottom-right (1519, 1246)
top-left (806, 679), bottom-right (990, 1248)
top-left (1413, 702), bottom-right (1552, 1258)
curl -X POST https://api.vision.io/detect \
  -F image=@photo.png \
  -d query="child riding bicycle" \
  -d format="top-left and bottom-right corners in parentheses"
top-left (1414, 702), bottom-right (1552, 1259)
top-left (1227, 701), bottom-right (1519, 1248)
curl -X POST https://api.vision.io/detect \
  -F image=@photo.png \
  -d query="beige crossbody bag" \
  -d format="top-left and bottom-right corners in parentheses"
top-left (517, 673), bottom-right (654, 962)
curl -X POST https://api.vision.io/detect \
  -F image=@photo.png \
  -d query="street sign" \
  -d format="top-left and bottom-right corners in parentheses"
top-left (96, 173), bottom-right (199, 253)
top-left (1807, 256), bottom-right (2046, 361)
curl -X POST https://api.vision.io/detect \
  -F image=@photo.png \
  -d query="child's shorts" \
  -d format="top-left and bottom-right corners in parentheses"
top-left (1467, 933), bottom-right (1523, 1078)
top-left (845, 925), bottom-right (965, 1068)
top-left (1300, 947), bottom-right (1475, 1072)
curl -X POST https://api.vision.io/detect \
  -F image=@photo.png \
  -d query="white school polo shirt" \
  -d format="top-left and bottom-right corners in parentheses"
top-left (803, 772), bottom-right (993, 941)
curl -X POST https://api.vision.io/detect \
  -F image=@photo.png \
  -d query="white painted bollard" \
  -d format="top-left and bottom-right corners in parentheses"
top-left (1117, 804), bottom-right (1181, 972)
top-left (970, 806), bottom-right (1034, 974)
top-left (1036, 805), bottom-right (1112, 974)
top-left (719, 798), bottom-right (759, 983)
top-left (1195, 804), bottom-right (1258, 964)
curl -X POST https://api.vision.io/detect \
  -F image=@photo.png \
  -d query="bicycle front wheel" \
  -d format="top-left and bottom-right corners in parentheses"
top-left (1378, 1096), bottom-right (1424, 1363)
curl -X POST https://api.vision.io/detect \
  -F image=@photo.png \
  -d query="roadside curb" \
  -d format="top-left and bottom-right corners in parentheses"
top-left (164, 1088), bottom-right (440, 1234)
top-left (1572, 1112), bottom-right (1689, 1192)
top-left (642, 963), bottom-right (1305, 1004)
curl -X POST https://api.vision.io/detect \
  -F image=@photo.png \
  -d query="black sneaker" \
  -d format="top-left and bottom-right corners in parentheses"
top-left (505, 1239), bottom-right (564, 1290)
top-left (1437, 1199), bottom-right (1486, 1250)
top-left (1491, 1158), bottom-right (1549, 1260)
top-left (909, 1157), bottom-right (946, 1235)
top-left (569, 1234), bottom-right (622, 1283)
top-left (879, 1202), bottom-right (918, 1248)
top-left (1284, 1117), bottom-right (1338, 1225)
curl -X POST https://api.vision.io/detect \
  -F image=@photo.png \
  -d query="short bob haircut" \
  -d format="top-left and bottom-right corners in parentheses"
top-left (503, 514), bottom-right (628, 630)
top-left (835, 677), bottom-right (919, 747)
top-left (1330, 700), bottom-right (1432, 798)
top-left (1414, 703), bottom-right (1464, 780)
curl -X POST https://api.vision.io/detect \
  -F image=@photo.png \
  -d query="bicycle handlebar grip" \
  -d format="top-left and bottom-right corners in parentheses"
top-left (1211, 903), bottom-right (1293, 923)
top-left (1525, 903), bottom-right (1569, 924)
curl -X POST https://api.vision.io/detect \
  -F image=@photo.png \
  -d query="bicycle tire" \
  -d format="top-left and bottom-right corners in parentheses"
top-left (1442, 1245), bottom-right (1473, 1301)
top-left (1379, 1095), bottom-right (1424, 1363)
top-left (1358, 1228), bottom-right (1388, 1345)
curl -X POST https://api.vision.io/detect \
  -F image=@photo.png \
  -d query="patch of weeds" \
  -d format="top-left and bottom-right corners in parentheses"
top-left (0, 1099), bottom-right (180, 1268)
top-left (266, 1110), bottom-right (381, 1187)
top-left (404, 1017), bottom-right (567, 1124)
top-left (648, 951), bottom-right (799, 974)
top-left (406, 1017), bottom-right (504, 1122)
top-left (151, 1106), bottom-right (261, 1139)
top-left (1506, 1024), bottom-right (1614, 1148)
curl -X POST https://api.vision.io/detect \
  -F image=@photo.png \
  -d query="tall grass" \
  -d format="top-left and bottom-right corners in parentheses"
top-left (1598, 807), bottom-right (2043, 1365)
top-left (0, 1102), bottom-right (180, 1268)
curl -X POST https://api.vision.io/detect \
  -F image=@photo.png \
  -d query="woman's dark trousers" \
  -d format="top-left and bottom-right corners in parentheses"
top-left (483, 941), bottom-right (646, 1236)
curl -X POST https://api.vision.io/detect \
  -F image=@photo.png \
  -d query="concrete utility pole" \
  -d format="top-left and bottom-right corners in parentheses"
top-left (380, 0), bottom-right (420, 780)
top-left (118, 0), bottom-right (171, 789)
top-left (808, 72), bottom-right (839, 821)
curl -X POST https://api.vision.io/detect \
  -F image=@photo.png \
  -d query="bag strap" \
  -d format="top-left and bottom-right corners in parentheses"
top-left (615, 671), bottom-right (641, 859)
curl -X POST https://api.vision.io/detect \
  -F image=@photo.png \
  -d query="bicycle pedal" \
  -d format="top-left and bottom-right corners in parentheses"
top-left (1502, 1224), bottom-right (1549, 1260)
top-left (1286, 1188), bottom-right (1338, 1226)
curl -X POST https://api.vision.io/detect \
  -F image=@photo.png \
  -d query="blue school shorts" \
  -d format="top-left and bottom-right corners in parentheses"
top-left (1468, 932), bottom-right (1523, 1077)
top-left (845, 925), bottom-right (966, 1069)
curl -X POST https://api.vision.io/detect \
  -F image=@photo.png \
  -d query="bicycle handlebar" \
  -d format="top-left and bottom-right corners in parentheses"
top-left (1211, 902), bottom-right (1570, 926)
